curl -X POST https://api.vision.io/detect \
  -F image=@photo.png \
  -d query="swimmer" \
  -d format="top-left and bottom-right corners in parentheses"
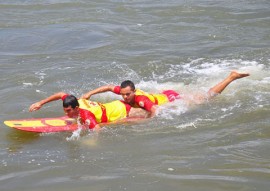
top-left (82, 71), bottom-right (250, 117)
top-left (29, 93), bottom-right (149, 131)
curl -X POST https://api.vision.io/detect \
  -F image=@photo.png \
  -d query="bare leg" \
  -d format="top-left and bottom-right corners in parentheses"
top-left (207, 71), bottom-right (250, 97)
top-left (129, 107), bottom-right (150, 118)
top-left (183, 71), bottom-right (250, 105)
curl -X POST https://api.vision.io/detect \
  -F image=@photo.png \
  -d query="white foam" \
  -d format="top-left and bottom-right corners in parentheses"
top-left (157, 100), bottom-right (188, 119)
top-left (136, 81), bottom-right (183, 94)
top-left (261, 77), bottom-right (270, 84)
top-left (66, 121), bottom-right (89, 141)
top-left (23, 82), bottom-right (33, 87)
top-left (176, 122), bottom-right (197, 129)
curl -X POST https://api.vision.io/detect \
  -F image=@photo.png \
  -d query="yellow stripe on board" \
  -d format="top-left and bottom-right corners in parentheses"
top-left (44, 119), bottom-right (66, 126)
top-left (4, 120), bottom-right (46, 128)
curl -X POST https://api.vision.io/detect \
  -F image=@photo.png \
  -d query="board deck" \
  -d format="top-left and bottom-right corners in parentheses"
top-left (4, 116), bottom-right (145, 133)
top-left (4, 116), bottom-right (80, 133)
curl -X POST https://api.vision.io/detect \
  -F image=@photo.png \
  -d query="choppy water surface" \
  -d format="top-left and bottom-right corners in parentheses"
top-left (0, 1), bottom-right (270, 191)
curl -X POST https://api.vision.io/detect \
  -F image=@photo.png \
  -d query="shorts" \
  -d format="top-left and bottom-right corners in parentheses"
top-left (162, 90), bottom-right (181, 102)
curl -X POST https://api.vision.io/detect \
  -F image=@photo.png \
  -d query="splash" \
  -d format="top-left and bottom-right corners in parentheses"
top-left (66, 127), bottom-right (83, 141)
top-left (66, 119), bottom-right (89, 141)
top-left (157, 99), bottom-right (188, 119)
top-left (176, 122), bottom-right (197, 129)
top-left (47, 57), bottom-right (269, 133)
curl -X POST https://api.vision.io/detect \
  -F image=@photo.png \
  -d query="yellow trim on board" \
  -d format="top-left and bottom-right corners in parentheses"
top-left (4, 119), bottom-right (68, 128)
top-left (44, 119), bottom-right (66, 126)
top-left (4, 120), bottom-right (46, 127)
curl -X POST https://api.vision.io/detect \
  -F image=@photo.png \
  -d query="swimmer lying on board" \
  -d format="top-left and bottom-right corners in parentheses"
top-left (29, 93), bottom-right (149, 131)
top-left (82, 71), bottom-right (250, 117)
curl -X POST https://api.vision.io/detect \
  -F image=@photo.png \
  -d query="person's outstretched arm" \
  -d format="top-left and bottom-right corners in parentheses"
top-left (81, 85), bottom-right (116, 99)
top-left (29, 92), bottom-right (66, 112)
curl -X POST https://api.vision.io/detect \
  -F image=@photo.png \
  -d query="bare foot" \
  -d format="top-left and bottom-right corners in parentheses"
top-left (207, 70), bottom-right (250, 96)
top-left (230, 70), bottom-right (250, 80)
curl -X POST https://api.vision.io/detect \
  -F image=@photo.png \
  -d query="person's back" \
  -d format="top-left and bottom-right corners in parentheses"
top-left (78, 99), bottom-right (129, 123)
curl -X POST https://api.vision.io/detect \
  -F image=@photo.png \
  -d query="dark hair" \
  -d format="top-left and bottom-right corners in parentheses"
top-left (120, 80), bottom-right (135, 91)
top-left (63, 95), bottom-right (79, 109)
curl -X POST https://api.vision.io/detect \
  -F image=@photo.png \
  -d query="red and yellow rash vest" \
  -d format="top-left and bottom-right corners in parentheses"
top-left (62, 94), bottom-right (131, 129)
top-left (113, 86), bottom-right (180, 112)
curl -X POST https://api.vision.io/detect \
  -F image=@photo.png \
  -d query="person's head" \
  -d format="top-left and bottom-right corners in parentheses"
top-left (120, 80), bottom-right (136, 104)
top-left (63, 95), bottom-right (80, 118)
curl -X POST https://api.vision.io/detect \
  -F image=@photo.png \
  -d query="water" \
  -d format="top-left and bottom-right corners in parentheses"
top-left (1, 0), bottom-right (270, 191)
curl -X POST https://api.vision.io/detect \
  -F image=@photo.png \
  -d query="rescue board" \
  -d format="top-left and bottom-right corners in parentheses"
top-left (4, 116), bottom-right (145, 133)
top-left (4, 116), bottom-right (80, 133)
